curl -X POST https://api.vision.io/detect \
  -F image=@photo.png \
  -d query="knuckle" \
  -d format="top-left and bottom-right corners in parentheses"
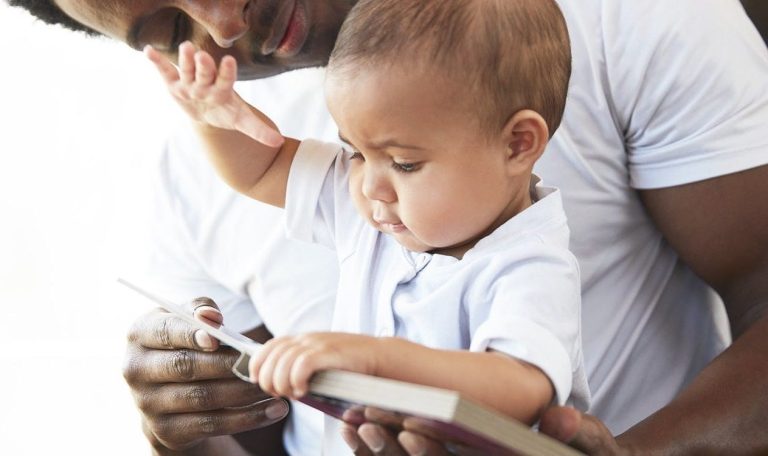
top-left (169, 349), bottom-right (196, 381)
top-left (134, 392), bottom-right (156, 414)
top-left (150, 416), bottom-right (176, 446)
top-left (196, 414), bottom-right (224, 436)
top-left (151, 418), bottom-right (200, 452)
top-left (122, 353), bottom-right (142, 386)
top-left (126, 317), bottom-right (143, 344)
top-left (183, 385), bottom-right (214, 410)
top-left (154, 316), bottom-right (173, 349)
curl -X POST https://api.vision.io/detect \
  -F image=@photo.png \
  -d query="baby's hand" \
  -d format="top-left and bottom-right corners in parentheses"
top-left (145, 42), bottom-right (283, 147)
top-left (249, 333), bottom-right (381, 399)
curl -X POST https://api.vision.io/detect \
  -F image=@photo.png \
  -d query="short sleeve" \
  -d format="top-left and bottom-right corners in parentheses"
top-left (602, 0), bottom-right (768, 189)
top-left (468, 240), bottom-right (586, 409)
top-left (285, 139), bottom-right (365, 257)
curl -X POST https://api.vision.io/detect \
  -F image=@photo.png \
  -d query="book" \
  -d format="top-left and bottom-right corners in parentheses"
top-left (118, 278), bottom-right (584, 456)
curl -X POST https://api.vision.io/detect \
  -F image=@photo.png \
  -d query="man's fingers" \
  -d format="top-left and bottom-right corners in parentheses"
top-left (192, 297), bottom-right (223, 350)
top-left (358, 423), bottom-right (409, 456)
top-left (135, 379), bottom-right (272, 415)
top-left (539, 406), bottom-right (621, 456)
top-left (128, 309), bottom-right (218, 350)
top-left (397, 431), bottom-right (451, 456)
top-left (341, 423), bottom-right (375, 456)
top-left (124, 343), bottom-right (242, 385)
top-left (149, 398), bottom-right (290, 451)
top-left (144, 45), bottom-right (180, 86)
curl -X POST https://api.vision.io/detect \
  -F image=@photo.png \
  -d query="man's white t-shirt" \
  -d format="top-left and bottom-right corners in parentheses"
top-left (139, 0), bottom-right (768, 453)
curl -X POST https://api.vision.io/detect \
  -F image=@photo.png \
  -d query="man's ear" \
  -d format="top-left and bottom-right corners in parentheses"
top-left (501, 110), bottom-right (549, 173)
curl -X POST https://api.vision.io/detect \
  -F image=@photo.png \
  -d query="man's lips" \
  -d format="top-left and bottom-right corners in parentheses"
top-left (261, 0), bottom-right (308, 57)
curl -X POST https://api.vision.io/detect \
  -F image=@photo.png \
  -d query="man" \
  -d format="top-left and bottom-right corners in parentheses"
top-left (9, 0), bottom-right (768, 454)
top-left (743, 0), bottom-right (768, 43)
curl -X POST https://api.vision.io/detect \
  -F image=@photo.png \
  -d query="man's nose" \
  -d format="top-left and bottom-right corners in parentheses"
top-left (187, 1), bottom-right (250, 48)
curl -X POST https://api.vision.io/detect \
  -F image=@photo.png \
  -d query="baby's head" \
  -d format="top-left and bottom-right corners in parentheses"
top-left (327, 0), bottom-right (571, 139)
top-left (323, 0), bottom-right (571, 257)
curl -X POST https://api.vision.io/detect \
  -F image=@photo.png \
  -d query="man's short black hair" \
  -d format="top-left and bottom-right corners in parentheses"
top-left (7, 0), bottom-right (99, 36)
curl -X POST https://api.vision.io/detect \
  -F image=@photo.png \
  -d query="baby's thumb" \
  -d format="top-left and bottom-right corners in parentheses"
top-left (237, 112), bottom-right (285, 148)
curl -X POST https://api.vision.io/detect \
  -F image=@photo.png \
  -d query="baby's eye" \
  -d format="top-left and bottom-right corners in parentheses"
top-left (349, 151), bottom-right (364, 161)
top-left (392, 161), bottom-right (418, 173)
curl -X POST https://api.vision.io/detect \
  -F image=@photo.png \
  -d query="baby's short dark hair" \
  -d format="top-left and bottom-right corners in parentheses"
top-left (329, 0), bottom-right (572, 137)
top-left (7, 0), bottom-right (98, 36)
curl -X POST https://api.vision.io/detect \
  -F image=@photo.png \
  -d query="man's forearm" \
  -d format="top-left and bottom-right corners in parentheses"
top-left (617, 313), bottom-right (768, 454)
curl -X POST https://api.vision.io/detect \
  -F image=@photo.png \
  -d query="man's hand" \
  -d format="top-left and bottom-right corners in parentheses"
top-left (145, 42), bottom-right (284, 147)
top-left (123, 298), bottom-right (290, 454)
top-left (340, 406), bottom-right (627, 456)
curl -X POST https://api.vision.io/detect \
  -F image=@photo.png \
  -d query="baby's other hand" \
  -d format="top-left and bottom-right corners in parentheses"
top-left (144, 42), bottom-right (283, 147)
top-left (248, 333), bottom-right (381, 399)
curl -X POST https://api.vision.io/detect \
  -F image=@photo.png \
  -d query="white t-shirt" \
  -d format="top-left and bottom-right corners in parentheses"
top-left (286, 141), bottom-right (588, 454)
top-left (139, 0), bottom-right (768, 453)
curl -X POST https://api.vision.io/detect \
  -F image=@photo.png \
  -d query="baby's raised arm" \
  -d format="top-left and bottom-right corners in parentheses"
top-left (145, 42), bottom-right (300, 207)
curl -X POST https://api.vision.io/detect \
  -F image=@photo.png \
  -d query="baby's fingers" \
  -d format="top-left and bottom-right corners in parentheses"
top-left (216, 55), bottom-right (238, 92)
top-left (234, 109), bottom-right (285, 148)
top-left (178, 41), bottom-right (197, 85)
top-left (144, 45), bottom-right (180, 86)
top-left (194, 51), bottom-right (217, 87)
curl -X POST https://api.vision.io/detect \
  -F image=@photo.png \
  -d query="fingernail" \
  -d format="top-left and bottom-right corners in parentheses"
top-left (359, 426), bottom-right (385, 452)
top-left (194, 330), bottom-right (215, 350)
top-left (265, 399), bottom-right (289, 420)
top-left (399, 433), bottom-right (426, 456)
top-left (339, 426), bottom-right (359, 451)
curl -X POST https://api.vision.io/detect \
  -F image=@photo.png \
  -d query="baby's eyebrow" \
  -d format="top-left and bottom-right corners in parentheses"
top-left (338, 132), bottom-right (424, 152)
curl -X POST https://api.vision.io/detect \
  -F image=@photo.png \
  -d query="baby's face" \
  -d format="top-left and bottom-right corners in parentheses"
top-left (326, 68), bottom-right (530, 257)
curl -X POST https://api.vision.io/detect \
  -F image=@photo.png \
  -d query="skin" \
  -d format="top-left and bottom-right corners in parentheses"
top-left (55, 0), bottom-right (355, 79)
top-left (742, 0), bottom-right (768, 43)
top-left (148, 45), bottom-right (555, 423)
top-left (49, 0), bottom-right (768, 454)
top-left (325, 69), bottom-right (542, 259)
top-left (123, 300), bottom-right (291, 455)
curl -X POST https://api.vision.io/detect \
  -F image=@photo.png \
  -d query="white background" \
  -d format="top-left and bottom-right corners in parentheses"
top-left (0, 5), bottom-right (183, 453)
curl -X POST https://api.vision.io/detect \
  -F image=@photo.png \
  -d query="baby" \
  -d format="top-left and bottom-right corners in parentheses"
top-left (146, 0), bottom-right (589, 437)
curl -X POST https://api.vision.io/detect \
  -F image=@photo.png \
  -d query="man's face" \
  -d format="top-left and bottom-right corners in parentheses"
top-left (54, 0), bottom-right (355, 79)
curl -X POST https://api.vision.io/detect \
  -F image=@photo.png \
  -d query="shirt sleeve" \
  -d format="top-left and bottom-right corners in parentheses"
top-left (285, 139), bottom-right (364, 257)
top-left (602, 0), bottom-right (768, 189)
top-left (468, 239), bottom-right (586, 408)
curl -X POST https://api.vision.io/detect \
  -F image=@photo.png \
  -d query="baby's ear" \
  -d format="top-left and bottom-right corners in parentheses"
top-left (501, 110), bottom-right (549, 173)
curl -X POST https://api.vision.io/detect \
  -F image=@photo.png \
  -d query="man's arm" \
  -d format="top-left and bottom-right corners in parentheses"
top-left (742, 0), bottom-right (768, 44)
top-left (613, 165), bottom-right (768, 453)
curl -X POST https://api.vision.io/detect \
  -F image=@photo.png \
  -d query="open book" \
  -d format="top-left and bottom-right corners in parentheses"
top-left (119, 279), bottom-right (583, 456)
